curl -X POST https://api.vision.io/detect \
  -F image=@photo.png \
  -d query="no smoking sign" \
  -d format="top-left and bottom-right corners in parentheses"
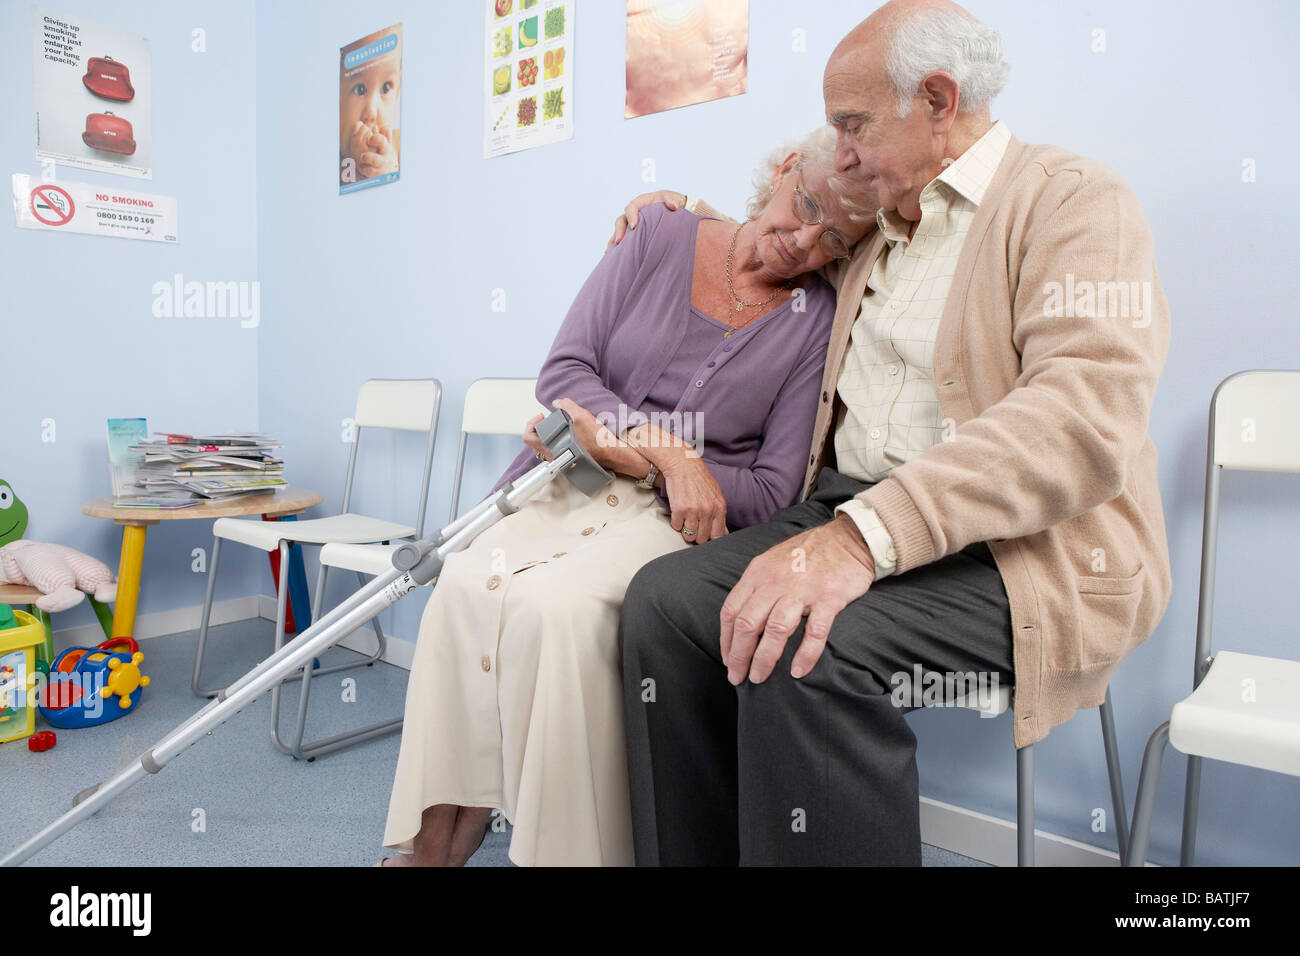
top-left (12, 174), bottom-right (177, 243)
top-left (30, 184), bottom-right (75, 226)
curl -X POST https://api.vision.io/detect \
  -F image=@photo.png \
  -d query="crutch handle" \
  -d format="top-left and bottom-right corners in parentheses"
top-left (535, 408), bottom-right (614, 496)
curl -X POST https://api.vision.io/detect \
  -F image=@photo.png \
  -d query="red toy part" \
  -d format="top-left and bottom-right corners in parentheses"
top-left (97, 637), bottom-right (139, 654)
top-left (82, 56), bottom-right (135, 101)
top-left (28, 731), bottom-right (56, 752)
top-left (82, 112), bottom-right (136, 156)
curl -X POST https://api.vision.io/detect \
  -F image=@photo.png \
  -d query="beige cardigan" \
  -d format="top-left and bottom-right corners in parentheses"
top-left (694, 134), bottom-right (1173, 748)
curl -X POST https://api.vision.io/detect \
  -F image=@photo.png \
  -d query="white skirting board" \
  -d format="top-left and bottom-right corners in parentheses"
top-left (47, 595), bottom-right (1143, 867)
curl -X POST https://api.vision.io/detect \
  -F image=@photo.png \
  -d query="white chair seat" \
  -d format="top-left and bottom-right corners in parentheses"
top-left (320, 541), bottom-right (406, 575)
top-left (1169, 650), bottom-right (1300, 777)
top-left (212, 513), bottom-right (415, 552)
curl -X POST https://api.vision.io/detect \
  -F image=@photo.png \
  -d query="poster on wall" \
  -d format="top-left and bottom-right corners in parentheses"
top-left (33, 7), bottom-right (153, 178)
top-left (484, 0), bottom-right (574, 159)
top-left (339, 23), bottom-right (402, 194)
top-left (12, 173), bottom-right (179, 243)
top-left (625, 0), bottom-right (747, 119)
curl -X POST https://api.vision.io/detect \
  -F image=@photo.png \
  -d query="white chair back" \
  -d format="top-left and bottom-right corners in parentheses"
top-left (1211, 369), bottom-right (1300, 473)
top-left (449, 378), bottom-right (546, 520)
top-left (342, 378), bottom-right (442, 537)
top-left (355, 379), bottom-right (442, 432)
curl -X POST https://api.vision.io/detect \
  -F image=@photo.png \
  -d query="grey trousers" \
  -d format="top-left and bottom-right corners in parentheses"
top-left (619, 467), bottom-right (1015, 866)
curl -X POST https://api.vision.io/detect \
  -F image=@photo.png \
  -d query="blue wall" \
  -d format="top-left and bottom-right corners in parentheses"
top-left (4, 0), bottom-right (1297, 866)
top-left (0, 0), bottom-right (265, 622)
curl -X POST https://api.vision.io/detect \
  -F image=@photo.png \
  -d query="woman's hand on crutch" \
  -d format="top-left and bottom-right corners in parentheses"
top-left (523, 413), bottom-right (551, 461)
top-left (524, 399), bottom-right (625, 470)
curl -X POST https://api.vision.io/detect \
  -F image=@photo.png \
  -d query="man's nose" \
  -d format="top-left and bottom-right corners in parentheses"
top-left (834, 133), bottom-right (858, 173)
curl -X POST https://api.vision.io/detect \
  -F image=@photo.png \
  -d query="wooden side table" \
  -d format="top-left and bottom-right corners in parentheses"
top-left (82, 487), bottom-right (322, 638)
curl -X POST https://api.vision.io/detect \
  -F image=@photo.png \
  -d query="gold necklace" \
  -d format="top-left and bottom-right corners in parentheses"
top-left (724, 223), bottom-right (789, 335)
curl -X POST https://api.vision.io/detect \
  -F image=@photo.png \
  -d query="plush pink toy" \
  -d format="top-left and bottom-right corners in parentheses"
top-left (0, 540), bottom-right (117, 612)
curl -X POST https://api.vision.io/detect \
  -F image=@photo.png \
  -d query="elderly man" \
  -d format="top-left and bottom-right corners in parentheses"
top-left (611, 0), bottom-right (1172, 865)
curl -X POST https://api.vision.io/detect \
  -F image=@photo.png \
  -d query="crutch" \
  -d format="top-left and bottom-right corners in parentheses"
top-left (1, 409), bottom-right (612, 867)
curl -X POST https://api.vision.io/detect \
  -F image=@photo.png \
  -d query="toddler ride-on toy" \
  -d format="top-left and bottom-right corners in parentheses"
top-left (39, 637), bottom-right (150, 729)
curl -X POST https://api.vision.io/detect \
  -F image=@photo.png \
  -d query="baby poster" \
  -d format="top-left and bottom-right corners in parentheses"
top-left (339, 23), bottom-right (402, 194)
top-left (625, 0), bottom-right (748, 119)
top-left (33, 7), bottom-right (153, 179)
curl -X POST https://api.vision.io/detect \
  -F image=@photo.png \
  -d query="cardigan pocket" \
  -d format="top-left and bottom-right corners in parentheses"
top-left (1077, 562), bottom-right (1144, 667)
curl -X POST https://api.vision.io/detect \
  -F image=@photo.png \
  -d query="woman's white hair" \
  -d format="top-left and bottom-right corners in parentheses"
top-left (886, 7), bottom-right (1010, 118)
top-left (745, 125), bottom-right (877, 227)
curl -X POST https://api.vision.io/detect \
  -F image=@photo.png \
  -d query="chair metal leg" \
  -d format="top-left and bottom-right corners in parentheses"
top-left (267, 541), bottom-right (296, 755)
top-left (1180, 755), bottom-right (1203, 866)
top-left (1098, 688), bottom-right (1129, 866)
top-left (282, 570), bottom-right (402, 761)
top-left (1017, 743), bottom-right (1034, 866)
top-left (273, 559), bottom-right (386, 685)
top-left (1126, 721), bottom-right (1170, 866)
top-left (191, 536), bottom-right (224, 697)
top-left (310, 560), bottom-right (329, 622)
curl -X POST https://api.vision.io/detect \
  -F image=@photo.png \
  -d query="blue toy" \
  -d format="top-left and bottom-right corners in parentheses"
top-left (39, 637), bottom-right (150, 729)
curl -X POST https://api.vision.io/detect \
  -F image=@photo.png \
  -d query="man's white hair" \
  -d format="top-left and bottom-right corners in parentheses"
top-left (886, 7), bottom-right (1010, 118)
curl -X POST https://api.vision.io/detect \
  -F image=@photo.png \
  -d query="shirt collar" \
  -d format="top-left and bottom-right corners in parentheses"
top-left (930, 119), bottom-right (1011, 207)
top-left (873, 120), bottom-right (1011, 247)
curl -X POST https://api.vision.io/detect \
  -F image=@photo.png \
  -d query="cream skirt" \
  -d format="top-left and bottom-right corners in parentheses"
top-left (382, 472), bottom-right (689, 866)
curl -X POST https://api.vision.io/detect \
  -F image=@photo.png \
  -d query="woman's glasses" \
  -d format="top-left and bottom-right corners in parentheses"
top-left (792, 172), bottom-right (853, 260)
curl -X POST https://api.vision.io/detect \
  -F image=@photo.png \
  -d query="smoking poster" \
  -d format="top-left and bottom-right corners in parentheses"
top-left (484, 0), bottom-right (574, 159)
top-left (625, 0), bottom-right (748, 119)
top-left (33, 7), bottom-right (153, 178)
top-left (12, 173), bottom-right (179, 243)
top-left (339, 23), bottom-right (402, 194)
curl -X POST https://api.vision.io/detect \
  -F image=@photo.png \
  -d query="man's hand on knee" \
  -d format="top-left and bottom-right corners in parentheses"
top-left (719, 514), bottom-right (876, 685)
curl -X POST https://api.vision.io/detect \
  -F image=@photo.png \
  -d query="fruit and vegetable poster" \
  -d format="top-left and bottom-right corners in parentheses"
top-left (339, 23), bottom-right (402, 194)
top-left (484, 0), bottom-right (574, 158)
top-left (33, 8), bottom-right (153, 178)
top-left (625, 0), bottom-right (747, 119)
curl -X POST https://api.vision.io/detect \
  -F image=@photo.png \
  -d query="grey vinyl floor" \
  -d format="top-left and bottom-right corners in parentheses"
top-left (0, 617), bottom-right (989, 867)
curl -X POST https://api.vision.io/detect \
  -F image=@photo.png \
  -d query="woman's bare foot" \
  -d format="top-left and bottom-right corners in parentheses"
top-left (381, 804), bottom-right (494, 866)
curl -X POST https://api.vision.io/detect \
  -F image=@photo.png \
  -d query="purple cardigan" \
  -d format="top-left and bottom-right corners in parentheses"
top-left (494, 204), bottom-right (836, 530)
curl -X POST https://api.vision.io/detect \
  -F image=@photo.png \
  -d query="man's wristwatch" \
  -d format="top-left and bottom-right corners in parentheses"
top-left (635, 462), bottom-right (658, 490)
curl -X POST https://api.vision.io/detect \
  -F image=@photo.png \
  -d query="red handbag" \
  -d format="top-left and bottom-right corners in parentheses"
top-left (82, 55), bottom-right (135, 101)
top-left (82, 112), bottom-right (136, 155)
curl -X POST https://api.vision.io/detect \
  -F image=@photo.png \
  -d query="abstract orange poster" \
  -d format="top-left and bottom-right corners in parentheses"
top-left (625, 0), bottom-right (747, 119)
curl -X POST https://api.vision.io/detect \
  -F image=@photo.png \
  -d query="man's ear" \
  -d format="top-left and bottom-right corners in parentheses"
top-left (920, 71), bottom-right (960, 134)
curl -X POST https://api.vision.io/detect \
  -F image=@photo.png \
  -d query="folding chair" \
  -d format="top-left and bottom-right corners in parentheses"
top-left (1127, 369), bottom-right (1300, 866)
top-left (305, 378), bottom-right (545, 759)
top-left (192, 378), bottom-right (441, 759)
top-left (954, 683), bottom-right (1129, 866)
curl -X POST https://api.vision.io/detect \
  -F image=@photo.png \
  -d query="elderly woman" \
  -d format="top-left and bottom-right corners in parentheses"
top-left (381, 126), bottom-right (874, 867)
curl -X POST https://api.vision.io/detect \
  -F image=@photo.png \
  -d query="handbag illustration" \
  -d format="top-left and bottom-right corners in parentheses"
top-left (82, 55), bottom-right (135, 101)
top-left (82, 111), bottom-right (137, 155)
